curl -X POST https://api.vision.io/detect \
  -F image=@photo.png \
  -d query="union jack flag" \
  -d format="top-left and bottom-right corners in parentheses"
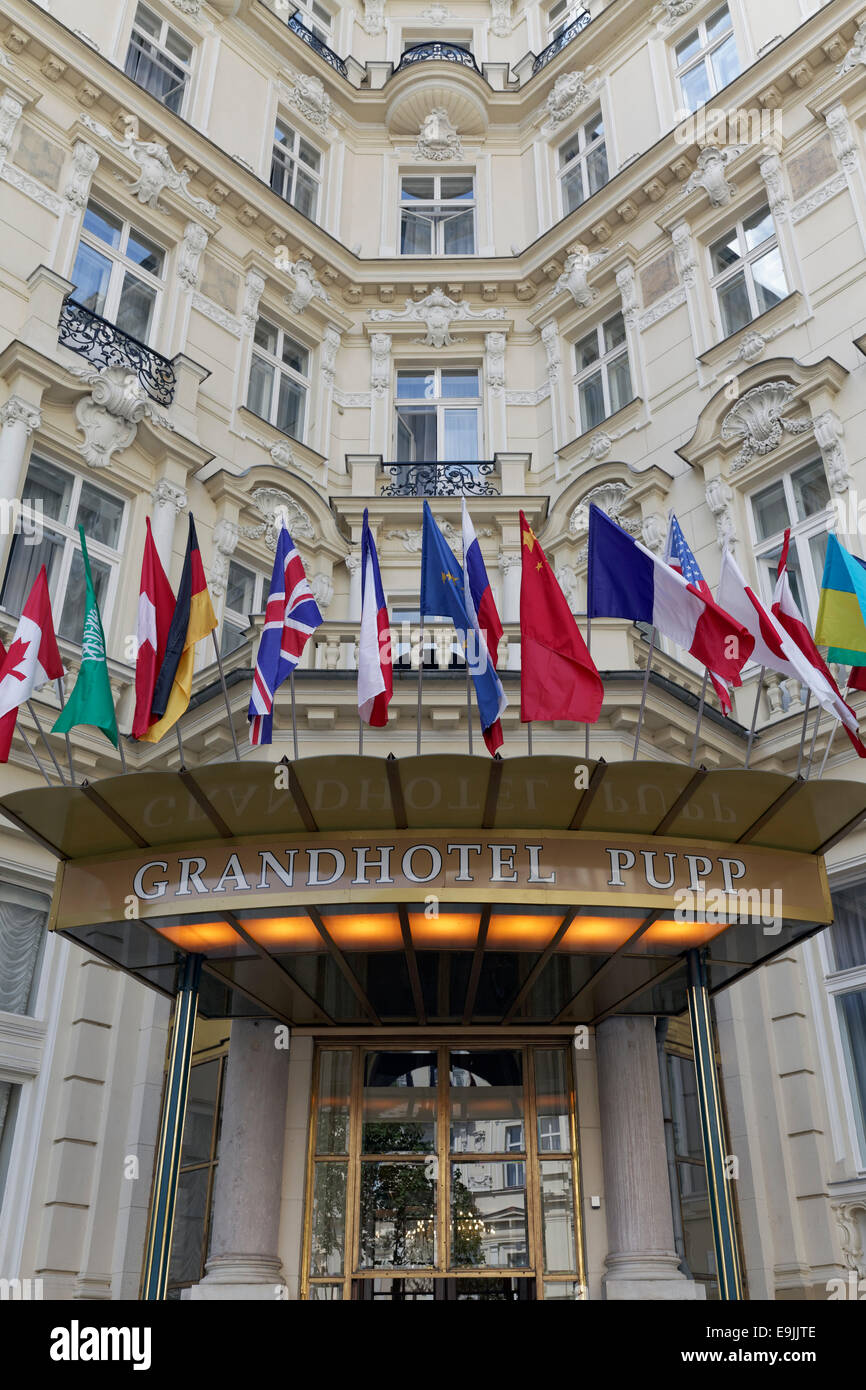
top-left (665, 512), bottom-right (732, 716)
top-left (248, 524), bottom-right (323, 746)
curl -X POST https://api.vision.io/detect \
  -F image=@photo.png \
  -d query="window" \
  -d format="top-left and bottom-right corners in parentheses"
top-left (270, 120), bottom-right (322, 221)
top-left (292, 1), bottom-right (333, 43)
top-left (221, 560), bottom-right (266, 656)
top-left (749, 458), bottom-right (830, 621)
top-left (675, 4), bottom-right (740, 113)
top-left (400, 175), bottom-right (475, 256)
top-left (166, 1054), bottom-right (227, 1298)
top-left (825, 883), bottom-right (866, 1167)
top-left (665, 1049), bottom-right (718, 1295)
top-left (558, 111), bottom-right (608, 215)
top-left (573, 311), bottom-right (633, 433)
top-left (395, 368), bottom-right (481, 463)
top-left (70, 201), bottom-right (166, 345)
top-left (0, 881), bottom-right (49, 1016)
top-left (247, 316), bottom-right (310, 441)
top-left (124, 2), bottom-right (192, 115)
top-left (1, 456), bottom-right (125, 646)
top-left (710, 205), bottom-right (787, 340)
top-left (546, 0), bottom-right (585, 41)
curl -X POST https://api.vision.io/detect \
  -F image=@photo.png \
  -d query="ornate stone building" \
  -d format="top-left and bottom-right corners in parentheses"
top-left (1, 0), bottom-right (866, 1302)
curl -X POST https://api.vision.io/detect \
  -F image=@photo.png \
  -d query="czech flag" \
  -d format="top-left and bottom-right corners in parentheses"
top-left (588, 504), bottom-right (754, 683)
top-left (462, 499), bottom-right (505, 754)
top-left (358, 508), bottom-right (392, 728)
top-left (140, 515), bottom-right (216, 743)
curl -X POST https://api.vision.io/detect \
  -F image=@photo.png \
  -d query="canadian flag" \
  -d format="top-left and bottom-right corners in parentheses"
top-left (132, 518), bottom-right (176, 739)
top-left (0, 567), bottom-right (65, 750)
top-left (772, 529), bottom-right (866, 758)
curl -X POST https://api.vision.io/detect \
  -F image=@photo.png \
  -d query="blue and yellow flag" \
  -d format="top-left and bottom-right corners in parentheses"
top-left (815, 533), bottom-right (866, 664)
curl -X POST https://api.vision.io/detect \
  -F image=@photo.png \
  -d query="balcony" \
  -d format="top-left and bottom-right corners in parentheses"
top-left (381, 461), bottom-right (499, 498)
top-left (394, 42), bottom-right (480, 75)
top-left (531, 9), bottom-right (591, 73)
top-left (283, 8), bottom-right (348, 78)
top-left (58, 299), bottom-right (176, 408)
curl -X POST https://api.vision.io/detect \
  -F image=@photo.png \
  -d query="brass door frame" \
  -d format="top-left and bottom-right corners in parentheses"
top-left (301, 1038), bottom-right (587, 1301)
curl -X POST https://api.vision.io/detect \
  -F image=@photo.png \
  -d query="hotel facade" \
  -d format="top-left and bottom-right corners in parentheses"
top-left (1, 0), bottom-right (866, 1302)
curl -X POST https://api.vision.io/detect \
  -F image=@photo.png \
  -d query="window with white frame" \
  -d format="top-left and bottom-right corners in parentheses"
top-left (400, 174), bottom-right (475, 255)
top-left (70, 200), bottom-right (166, 345)
top-left (546, 0), bottom-right (586, 41)
top-left (221, 559), bottom-right (267, 656)
top-left (395, 368), bottom-right (481, 462)
top-left (246, 316), bottom-right (310, 441)
top-left (292, 0), bottom-right (333, 43)
top-left (826, 881), bottom-right (866, 1167)
top-left (558, 111), bottom-right (609, 216)
top-left (0, 456), bottom-right (125, 646)
top-left (709, 204), bottom-right (788, 340)
top-left (674, 4), bottom-right (740, 114)
top-left (124, 2), bottom-right (193, 115)
top-left (573, 311), bottom-right (633, 434)
top-left (749, 457), bottom-right (831, 621)
top-left (270, 120), bottom-right (322, 222)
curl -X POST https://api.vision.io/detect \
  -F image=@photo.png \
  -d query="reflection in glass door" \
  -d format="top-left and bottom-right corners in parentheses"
top-left (303, 1044), bottom-right (585, 1300)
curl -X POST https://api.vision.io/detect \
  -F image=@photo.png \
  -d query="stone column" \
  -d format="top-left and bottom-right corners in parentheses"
top-left (596, 1016), bottom-right (704, 1300)
top-left (0, 396), bottom-right (41, 577)
top-left (150, 478), bottom-right (188, 572)
top-left (189, 1019), bottom-right (290, 1300)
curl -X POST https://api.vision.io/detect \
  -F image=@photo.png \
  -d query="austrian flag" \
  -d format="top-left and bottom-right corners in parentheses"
top-left (0, 567), bottom-right (65, 750)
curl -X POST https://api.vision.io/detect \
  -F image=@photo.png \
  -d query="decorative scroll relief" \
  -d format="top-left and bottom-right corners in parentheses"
top-left (192, 292), bottom-right (242, 336)
top-left (837, 19), bottom-right (866, 77)
top-left (72, 365), bottom-right (165, 468)
top-left (415, 108), bottom-right (463, 161)
top-left (278, 70), bottom-right (333, 132)
top-left (705, 477), bottom-right (737, 550)
top-left (684, 145), bottom-right (746, 207)
top-left (210, 517), bottom-right (239, 597)
top-left (361, 0), bottom-right (386, 36)
top-left (276, 253), bottom-right (331, 314)
top-left (63, 139), bottom-right (99, 211)
top-left (370, 288), bottom-right (505, 348)
top-left (722, 382), bottom-right (814, 472)
top-left (79, 113), bottom-right (216, 218)
top-left (542, 70), bottom-right (600, 132)
top-left (639, 286), bottom-right (686, 330)
top-left (504, 383), bottom-right (550, 406)
top-left (237, 487), bottom-right (315, 548)
top-left (178, 221), bottom-right (208, 291)
top-left (0, 90), bottom-right (23, 161)
top-left (490, 0), bottom-right (513, 37)
top-left (543, 245), bottom-right (611, 308)
top-left (790, 173), bottom-right (847, 223)
top-left (569, 482), bottom-right (640, 539)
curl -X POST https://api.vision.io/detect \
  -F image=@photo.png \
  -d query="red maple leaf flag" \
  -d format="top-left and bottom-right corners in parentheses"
top-left (132, 517), bottom-right (176, 739)
top-left (519, 511), bottom-right (603, 724)
top-left (0, 566), bottom-right (64, 760)
top-left (0, 638), bottom-right (18, 762)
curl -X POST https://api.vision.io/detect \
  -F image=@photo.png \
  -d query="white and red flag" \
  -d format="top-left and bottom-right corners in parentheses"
top-left (132, 517), bottom-right (176, 739)
top-left (0, 567), bottom-right (65, 758)
top-left (718, 545), bottom-right (866, 756)
top-left (665, 514), bottom-right (732, 715)
top-left (772, 529), bottom-right (866, 758)
top-left (358, 508), bottom-right (392, 728)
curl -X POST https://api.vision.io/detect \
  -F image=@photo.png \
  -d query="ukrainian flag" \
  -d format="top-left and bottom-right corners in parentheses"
top-left (814, 533), bottom-right (866, 664)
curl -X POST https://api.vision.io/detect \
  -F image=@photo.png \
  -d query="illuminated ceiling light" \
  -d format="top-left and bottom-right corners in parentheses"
top-left (155, 921), bottom-right (240, 953)
top-left (408, 912), bottom-right (481, 949)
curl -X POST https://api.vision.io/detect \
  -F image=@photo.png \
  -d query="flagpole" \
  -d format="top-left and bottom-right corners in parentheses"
top-left (19, 724), bottom-right (54, 786)
top-left (690, 668), bottom-right (710, 768)
top-left (744, 667), bottom-right (765, 769)
top-left (465, 658), bottom-right (473, 755)
top-left (818, 720), bottom-right (838, 778)
top-left (632, 627), bottom-right (657, 762)
top-left (290, 670), bottom-right (299, 761)
top-left (805, 704), bottom-right (823, 778)
top-left (210, 632), bottom-right (240, 762)
top-left (55, 679), bottom-right (76, 784)
top-left (416, 612), bottom-right (424, 757)
top-left (117, 735), bottom-right (128, 774)
top-left (584, 613), bottom-right (592, 760)
top-left (527, 720), bottom-right (533, 755)
top-left (26, 700), bottom-right (66, 784)
top-left (796, 690), bottom-right (812, 778)
top-left (358, 715), bottom-right (364, 755)
top-left (175, 725), bottom-right (185, 768)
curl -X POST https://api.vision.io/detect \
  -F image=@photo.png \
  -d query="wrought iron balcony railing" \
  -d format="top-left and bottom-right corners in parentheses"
top-left (532, 9), bottom-right (591, 73)
top-left (381, 461), bottom-right (499, 498)
top-left (285, 9), bottom-right (349, 78)
top-left (395, 41), bottom-right (480, 74)
top-left (58, 300), bottom-right (176, 408)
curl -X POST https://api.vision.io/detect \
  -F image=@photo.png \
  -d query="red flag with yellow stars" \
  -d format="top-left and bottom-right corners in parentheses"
top-left (519, 510), bottom-right (603, 724)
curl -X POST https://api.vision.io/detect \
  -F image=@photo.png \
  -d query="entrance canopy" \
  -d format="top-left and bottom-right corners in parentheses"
top-left (2, 755), bottom-right (862, 1028)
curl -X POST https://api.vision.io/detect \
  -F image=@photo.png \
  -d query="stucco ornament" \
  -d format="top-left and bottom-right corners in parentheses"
top-left (543, 70), bottom-right (598, 130)
top-left (415, 108), bottom-right (463, 161)
top-left (838, 19), bottom-right (866, 76)
top-left (291, 72), bottom-right (332, 130)
top-left (280, 255), bottom-right (331, 314)
top-left (320, 326), bottom-right (341, 385)
top-left (814, 411), bottom-right (851, 494)
top-left (684, 145), bottom-right (744, 207)
top-left (361, 0), bottom-right (386, 36)
top-left (641, 513), bottom-right (667, 555)
top-left (490, 0), bottom-right (513, 37)
top-left (569, 483), bottom-right (640, 539)
top-left (0, 91), bottom-right (23, 161)
top-left (242, 269), bottom-right (266, 334)
top-left (178, 221), bottom-right (208, 291)
top-left (242, 488), bottom-right (315, 548)
top-left (370, 287), bottom-right (505, 348)
top-left (73, 366), bottom-right (152, 468)
top-left (311, 572), bottom-right (334, 610)
top-left (80, 113), bottom-right (216, 218)
top-left (721, 382), bottom-right (814, 471)
top-left (63, 139), bottom-right (99, 211)
top-left (370, 333), bottom-right (391, 395)
top-left (546, 245), bottom-right (610, 307)
top-left (555, 563), bottom-right (578, 609)
top-left (420, 3), bottom-right (451, 24)
top-left (485, 332), bottom-right (506, 395)
top-left (705, 477), bottom-right (737, 551)
top-left (210, 518), bottom-right (239, 598)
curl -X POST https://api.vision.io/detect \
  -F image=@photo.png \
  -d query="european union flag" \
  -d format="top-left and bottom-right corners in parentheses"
top-left (419, 501), bottom-right (505, 735)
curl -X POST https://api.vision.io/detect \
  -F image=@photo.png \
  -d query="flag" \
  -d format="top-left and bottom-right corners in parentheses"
top-left (420, 500), bottom-right (506, 743)
top-left (520, 510), bottom-right (603, 724)
top-left (140, 514), bottom-right (216, 743)
top-left (814, 532), bottom-right (866, 665)
top-left (665, 514), bottom-right (732, 716)
top-left (0, 639), bottom-right (18, 762)
top-left (358, 509), bottom-right (392, 728)
top-left (248, 523), bottom-right (322, 745)
top-left (132, 517), bottom-right (176, 739)
top-left (588, 504), bottom-right (754, 683)
top-left (52, 528), bottom-right (118, 747)
top-left (771, 529), bottom-right (866, 757)
top-left (462, 499), bottom-right (505, 754)
top-left (0, 567), bottom-right (64, 759)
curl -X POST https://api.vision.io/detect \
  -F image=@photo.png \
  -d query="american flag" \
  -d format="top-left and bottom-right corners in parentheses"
top-left (665, 513), bottom-right (732, 716)
top-left (248, 524), bottom-right (323, 745)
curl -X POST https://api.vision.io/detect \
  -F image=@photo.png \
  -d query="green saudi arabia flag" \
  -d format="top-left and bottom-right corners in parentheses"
top-left (52, 526), bottom-right (118, 748)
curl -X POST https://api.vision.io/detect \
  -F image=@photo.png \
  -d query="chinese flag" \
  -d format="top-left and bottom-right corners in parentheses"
top-left (519, 511), bottom-right (603, 724)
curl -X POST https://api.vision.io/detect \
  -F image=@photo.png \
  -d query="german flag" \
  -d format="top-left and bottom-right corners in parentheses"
top-left (140, 515), bottom-right (216, 743)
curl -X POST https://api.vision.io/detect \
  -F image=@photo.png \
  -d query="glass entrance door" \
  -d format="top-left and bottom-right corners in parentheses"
top-left (304, 1044), bottom-right (586, 1300)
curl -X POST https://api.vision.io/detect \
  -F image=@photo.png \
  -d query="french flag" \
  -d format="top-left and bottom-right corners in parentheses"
top-left (462, 499), bottom-right (506, 754)
top-left (358, 509), bottom-right (392, 727)
top-left (588, 504), bottom-right (754, 683)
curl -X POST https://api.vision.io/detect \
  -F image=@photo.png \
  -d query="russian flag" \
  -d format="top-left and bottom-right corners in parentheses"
top-left (358, 508), bottom-right (392, 727)
top-left (588, 504), bottom-right (754, 683)
top-left (462, 499), bottom-right (506, 753)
